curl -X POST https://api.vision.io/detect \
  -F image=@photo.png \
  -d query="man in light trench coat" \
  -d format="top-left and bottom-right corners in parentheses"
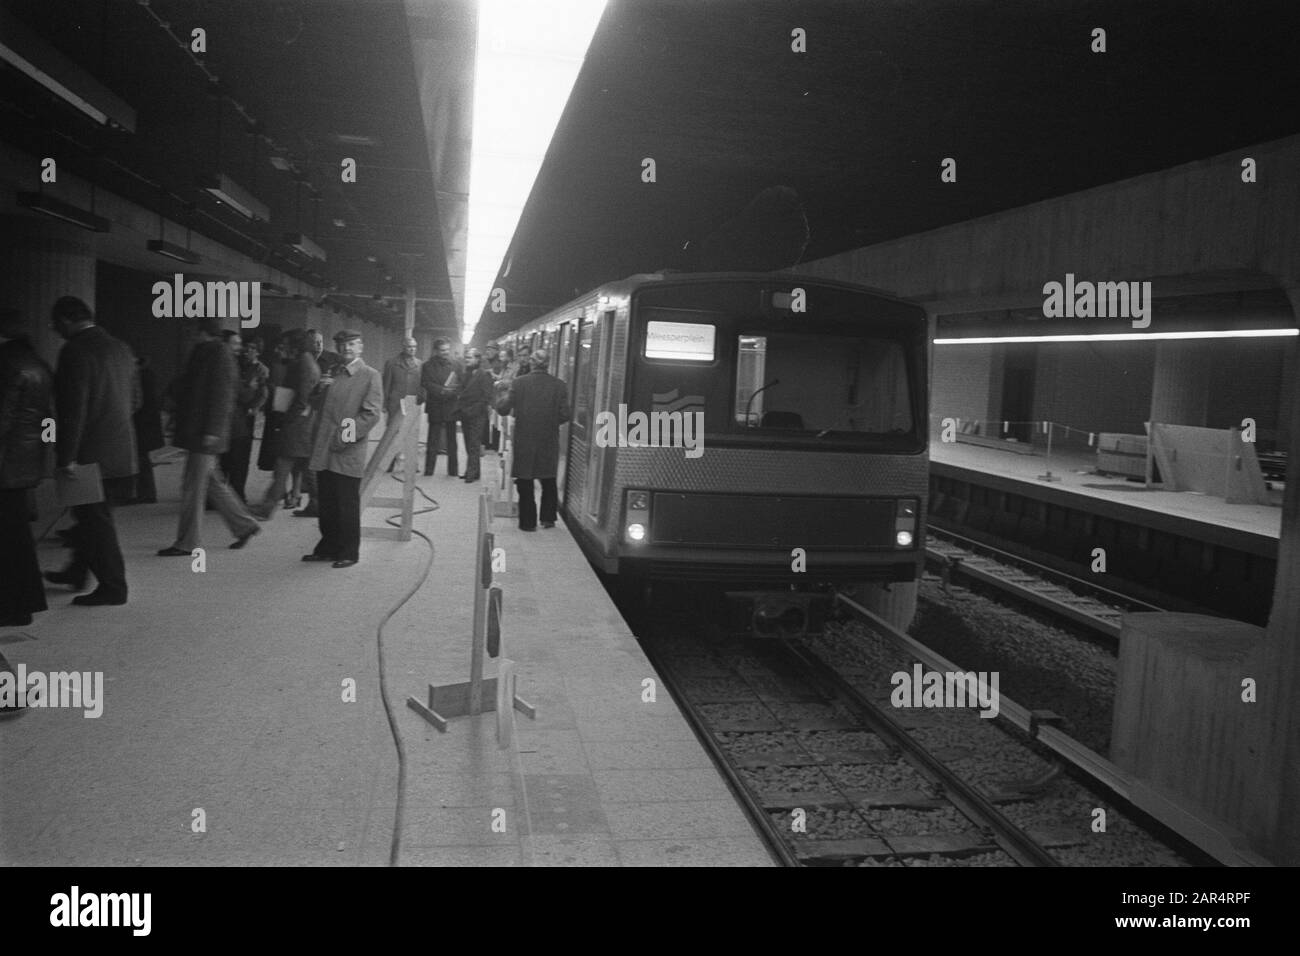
top-left (302, 329), bottom-right (382, 568)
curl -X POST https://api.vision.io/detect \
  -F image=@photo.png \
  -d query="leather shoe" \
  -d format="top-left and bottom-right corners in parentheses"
top-left (331, 559), bottom-right (358, 569)
top-left (292, 507), bottom-right (318, 518)
top-left (230, 526), bottom-right (260, 549)
top-left (301, 553), bottom-right (335, 562)
top-left (44, 569), bottom-right (87, 590)
top-left (0, 613), bottom-right (33, 626)
top-left (157, 546), bottom-right (191, 557)
top-left (519, 526), bottom-right (537, 532)
top-left (541, 522), bottom-right (555, 529)
top-left (71, 591), bottom-right (127, 607)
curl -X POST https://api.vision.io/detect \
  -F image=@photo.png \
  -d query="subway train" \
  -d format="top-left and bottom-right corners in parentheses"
top-left (491, 272), bottom-right (929, 631)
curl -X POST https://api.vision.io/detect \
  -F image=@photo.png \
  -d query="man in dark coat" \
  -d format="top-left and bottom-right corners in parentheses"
top-left (302, 330), bottom-right (382, 568)
top-left (420, 337), bottom-right (463, 476)
top-left (382, 337), bottom-right (422, 472)
top-left (293, 328), bottom-right (336, 516)
top-left (157, 317), bottom-right (260, 556)
top-left (219, 332), bottom-right (269, 501)
top-left (0, 308), bottom-right (55, 625)
top-left (47, 296), bottom-right (139, 606)
top-left (495, 349), bottom-right (570, 531)
top-left (456, 348), bottom-right (495, 483)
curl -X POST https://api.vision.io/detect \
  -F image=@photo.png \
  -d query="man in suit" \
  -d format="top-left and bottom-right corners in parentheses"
top-left (158, 317), bottom-right (260, 557)
top-left (420, 337), bottom-right (463, 476)
top-left (495, 349), bottom-right (570, 531)
top-left (456, 348), bottom-right (495, 483)
top-left (47, 296), bottom-right (139, 606)
top-left (302, 329), bottom-right (382, 568)
top-left (0, 308), bottom-right (55, 626)
top-left (381, 337), bottom-right (422, 472)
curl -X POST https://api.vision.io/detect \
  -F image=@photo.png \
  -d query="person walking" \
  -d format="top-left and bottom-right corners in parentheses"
top-left (220, 332), bottom-right (268, 501)
top-left (420, 337), bottom-right (463, 477)
top-left (157, 317), bottom-right (260, 557)
top-left (301, 330), bottom-right (382, 568)
top-left (495, 349), bottom-right (569, 531)
top-left (46, 296), bottom-right (139, 606)
top-left (456, 348), bottom-right (494, 482)
top-left (381, 337), bottom-right (422, 472)
top-left (251, 330), bottom-right (319, 519)
top-left (0, 308), bottom-right (55, 626)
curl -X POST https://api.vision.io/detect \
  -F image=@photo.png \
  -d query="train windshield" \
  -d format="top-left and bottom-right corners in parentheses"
top-left (733, 333), bottom-right (912, 435)
top-left (631, 292), bottom-right (923, 451)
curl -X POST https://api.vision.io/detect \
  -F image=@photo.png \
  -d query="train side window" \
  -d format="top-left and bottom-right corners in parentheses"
top-left (573, 318), bottom-right (597, 434)
top-left (558, 322), bottom-right (575, 383)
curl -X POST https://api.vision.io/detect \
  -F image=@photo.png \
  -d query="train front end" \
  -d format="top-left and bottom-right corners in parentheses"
top-left (589, 275), bottom-right (928, 627)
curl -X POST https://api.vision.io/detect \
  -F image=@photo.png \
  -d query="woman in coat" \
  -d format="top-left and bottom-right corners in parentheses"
top-left (251, 331), bottom-right (320, 518)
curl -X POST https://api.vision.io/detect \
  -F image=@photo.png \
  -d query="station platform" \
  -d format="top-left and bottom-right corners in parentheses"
top-left (0, 437), bottom-right (771, 867)
top-left (931, 441), bottom-right (1280, 553)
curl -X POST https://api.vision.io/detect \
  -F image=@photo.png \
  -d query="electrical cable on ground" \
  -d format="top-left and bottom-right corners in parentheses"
top-left (374, 472), bottom-right (440, 866)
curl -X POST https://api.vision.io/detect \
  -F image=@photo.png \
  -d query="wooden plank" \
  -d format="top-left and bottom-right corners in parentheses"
top-left (406, 695), bottom-right (448, 733)
top-left (794, 838), bottom-right (893, 860)
top-left (732, 748), bottom-right (891, 768)
top-left (887, 833), bottom-right (997, 856)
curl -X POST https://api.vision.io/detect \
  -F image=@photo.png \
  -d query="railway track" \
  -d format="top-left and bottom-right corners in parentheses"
top-left (638, 610), bottom-right (1074, 867)
top-left (924, 526), bottom-right (1163, 641)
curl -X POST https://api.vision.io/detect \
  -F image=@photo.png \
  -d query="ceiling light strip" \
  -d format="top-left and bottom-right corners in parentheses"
top-left (934, 329), bottom-right (1300, 344)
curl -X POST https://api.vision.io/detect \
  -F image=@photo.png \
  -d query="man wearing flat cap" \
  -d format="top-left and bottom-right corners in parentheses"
top-left (302, 329), bottom-right (382, 568)
top-left (495, 348), bottom-right (569, 531)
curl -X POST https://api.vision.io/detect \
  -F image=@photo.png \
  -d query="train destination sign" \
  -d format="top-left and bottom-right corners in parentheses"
top-left (645, 320), bottom-right (716, 361)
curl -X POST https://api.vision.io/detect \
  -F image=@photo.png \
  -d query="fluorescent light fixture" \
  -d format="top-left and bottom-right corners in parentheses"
top-left (283, 232), bottom-right (327, 262)
top-left (0, 9), bottom-right (136, 132)
top-left (934, 329), bottom-right (1300, 344)
top-left (197, 172), bottom-right (270, 222)
top-left (462, 0), bottom-right (606, 342)
top-left (146, 239), bottom-right (200, 264)
top-left (17, 191), bottom-right (110, 232)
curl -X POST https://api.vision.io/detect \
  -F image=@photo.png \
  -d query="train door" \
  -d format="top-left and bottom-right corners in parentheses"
top-left (566, 315), bottom-right (598, 512)
top-left (585, 309), bottom-right (618, 524)
top-left (555, 320), bottom-right (575, 494)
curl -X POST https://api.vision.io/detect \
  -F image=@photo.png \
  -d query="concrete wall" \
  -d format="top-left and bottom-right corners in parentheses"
top-left (930, 343), bottom-right (994, 436)
top-left (1032, 341), bottom-right (1155, 440)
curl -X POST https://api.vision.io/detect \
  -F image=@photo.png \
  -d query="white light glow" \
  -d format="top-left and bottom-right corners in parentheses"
top-left (462, 0), bottom-right (606, 343)
top-left (934, 329), bottom-right (1300, 345)
top-left (626, 523), bottom-right (646, 542)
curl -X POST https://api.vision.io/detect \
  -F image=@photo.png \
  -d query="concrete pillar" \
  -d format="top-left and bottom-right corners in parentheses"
top-left (1257, 288), bottom-right (1300, 863)
top-left (0, 215), bottom-right (98, 367)
top-left (1150, 341), bottom-right (1215, 426)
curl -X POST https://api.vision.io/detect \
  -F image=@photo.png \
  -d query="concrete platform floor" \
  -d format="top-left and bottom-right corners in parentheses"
top-left (932, 441), bottom-right (1282, 540)
top-left (0, 438), bottom-right (771, 867)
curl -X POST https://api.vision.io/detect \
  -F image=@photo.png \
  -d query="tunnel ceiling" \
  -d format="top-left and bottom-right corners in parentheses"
top-left (470, 0), bottom-right (1300, 341)
top-left (1, 0), bottom-right (465, 336)
top-left (4, 1), bottom-right (1299, 343)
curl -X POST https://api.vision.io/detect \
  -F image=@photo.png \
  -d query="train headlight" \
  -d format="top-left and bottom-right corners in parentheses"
top-left (895, 499), bottom-right (918, 548)
top-left (625, 489), bottom-right (650, 544)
